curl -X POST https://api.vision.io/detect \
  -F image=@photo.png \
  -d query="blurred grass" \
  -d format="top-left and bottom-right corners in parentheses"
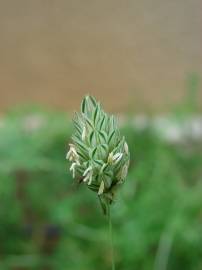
top-left (0, 91), bottom-right (202, 269)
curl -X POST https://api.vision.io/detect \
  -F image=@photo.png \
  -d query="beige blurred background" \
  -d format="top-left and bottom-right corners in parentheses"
top-left (0, 0), bottom-right (201, 112)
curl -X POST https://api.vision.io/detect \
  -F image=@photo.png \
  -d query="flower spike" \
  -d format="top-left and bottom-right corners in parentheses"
top-left (66, 95), bottom-right (130, 214)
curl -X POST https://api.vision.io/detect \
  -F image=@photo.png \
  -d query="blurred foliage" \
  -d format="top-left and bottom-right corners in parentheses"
top-left (0, 105), bottom-right (202, 270)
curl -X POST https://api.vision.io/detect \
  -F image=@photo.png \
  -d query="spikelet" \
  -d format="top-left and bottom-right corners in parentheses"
top-left (66, 95), bottom-right (130, 214)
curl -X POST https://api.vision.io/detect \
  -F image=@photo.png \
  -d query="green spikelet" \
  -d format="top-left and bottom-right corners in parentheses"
top-left (66, 95), bottom-right (130, 214)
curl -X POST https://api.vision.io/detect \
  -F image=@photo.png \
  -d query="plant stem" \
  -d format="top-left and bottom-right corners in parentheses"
top-left (108, 203), bottom-right (115, 270)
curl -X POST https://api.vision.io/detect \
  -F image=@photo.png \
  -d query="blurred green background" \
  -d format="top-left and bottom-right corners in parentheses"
top-left (0, 77), bottom-right (202, 269)
top-left (0, 1), bottom-right (202, 269)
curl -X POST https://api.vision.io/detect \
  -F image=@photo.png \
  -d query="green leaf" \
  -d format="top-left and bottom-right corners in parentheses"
top-left (73, 120), bottom-right (82, 134)
top-left (110, 115), bottom-right (116, 127)
top-left (89, 131), bottom-right (96, 146)
top-left (93, 105), bottom-right (100, 124)
top-left (77, 150), bottom-right (87, 160)
top-left (84, 115), bottom-right (94, 129)
top-left (100, 144), bottom-right (108, 152)
top-left (98, 131), bottom-right (108, 143)
top-left (81, 97), bottom-right (86, 113)
top-left (108, 130), bottom-right (115, 144)
top-left (89, 95), bottom-right (97, 107)
top-left (73, 138), bottom-right (89, 155)
top-left (90, 147), bottom-right (97, 159)
top-left (99, 114), bottom-right (106, 130)
top-left (97, 144), bottom-right (108, 160)
top-left (94, 159), bottom-right (104, 167)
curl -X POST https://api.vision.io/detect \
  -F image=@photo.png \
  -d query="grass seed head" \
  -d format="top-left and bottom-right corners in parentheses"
top-left (66, 95), bottom-right (130, 212)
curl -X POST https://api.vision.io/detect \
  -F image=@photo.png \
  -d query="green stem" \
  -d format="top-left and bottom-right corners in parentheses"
top-left (108, 203), bottom-right (115, 270)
